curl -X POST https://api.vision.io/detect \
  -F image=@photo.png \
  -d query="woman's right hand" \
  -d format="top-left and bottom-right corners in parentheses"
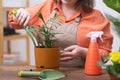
top-left (60, 45), bottom-right (87, 62)
top-left (13, 8), bottom-right (30, 26)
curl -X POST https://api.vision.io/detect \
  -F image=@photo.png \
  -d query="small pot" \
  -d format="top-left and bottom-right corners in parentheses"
top-left (34, 47), bottom-right (60, 71)
top-left (109, 74), bottom-right (120, 80)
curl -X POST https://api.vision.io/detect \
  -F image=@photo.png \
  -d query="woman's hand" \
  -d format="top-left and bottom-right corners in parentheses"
top-left (60, 45), bottom-right (88, 62)
top-left (13, 8), bottom-right (30, 26)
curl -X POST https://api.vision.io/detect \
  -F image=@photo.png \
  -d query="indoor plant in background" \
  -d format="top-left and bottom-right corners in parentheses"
top-left (13, 10), bottom-right (62, 71)
top-left (100, 0), bottom-right (120, 79)
top-left (103, 0), bottom-right (120, 34)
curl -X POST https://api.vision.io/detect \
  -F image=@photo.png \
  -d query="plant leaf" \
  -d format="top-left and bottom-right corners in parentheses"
top-left (38, 13), bottom-right (44, 21)
top-left (97, 61), bottom-right (107, 67)
top-left (27, 26), bottom-right (35, 32)
top-left (103, 0), bottom-right (120, 13)
top-left (38, 13), bottom-right (46, 24)
top-left (104, 13), bottom-right (120, 34)
top-left (24, 26), bottom-right (37, 47)
top-left (102, 55), bottom-right (109, 62)
top-left (105, 13), bottom-right (120, 24)
top-left (116, 73), bottom-right (120, 78)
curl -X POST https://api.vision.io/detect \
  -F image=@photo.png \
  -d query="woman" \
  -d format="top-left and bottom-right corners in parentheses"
top-left (8, 0), bottom-right (113, 67)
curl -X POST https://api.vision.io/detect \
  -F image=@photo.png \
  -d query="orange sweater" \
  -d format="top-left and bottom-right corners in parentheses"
top-left (8, 0), bottom-right (113, 55)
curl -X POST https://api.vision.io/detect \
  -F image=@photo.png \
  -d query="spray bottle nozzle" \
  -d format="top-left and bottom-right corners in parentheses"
top-left (87, 31), bottom-right (104, 42)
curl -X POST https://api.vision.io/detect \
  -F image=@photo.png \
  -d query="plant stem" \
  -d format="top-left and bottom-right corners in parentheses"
top-left (24, 26), bottom-right (37, 47)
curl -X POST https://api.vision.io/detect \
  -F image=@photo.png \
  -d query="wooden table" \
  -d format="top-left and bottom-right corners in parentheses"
top-left (0, 65), bottom-right (110, 80)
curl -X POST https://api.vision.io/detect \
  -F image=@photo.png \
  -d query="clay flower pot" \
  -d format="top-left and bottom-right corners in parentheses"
top-left (34, 47), bottom-right (60, 71)
top-left (109, 74), bottom-right (120, 80)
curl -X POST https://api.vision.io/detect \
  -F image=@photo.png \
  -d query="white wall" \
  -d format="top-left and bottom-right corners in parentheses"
top-left (2, 0), bottom-right (45, 7)
top-left (3, 0), bottom-right (120, 65)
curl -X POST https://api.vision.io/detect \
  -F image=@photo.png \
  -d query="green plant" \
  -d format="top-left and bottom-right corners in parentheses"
top-left (25, 13), bottom-right (62, 48)
top-left (103, 0), bottom-right (120, 34)
top-left (101, 1), bottom-right (120, 77)
top-left (12, 10), bottom-right (62, 48)
top-left (98, 50), bottom-right (120, 78)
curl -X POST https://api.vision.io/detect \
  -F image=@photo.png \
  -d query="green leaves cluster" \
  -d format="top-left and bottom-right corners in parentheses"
top-left (105, 14), bottom-right (120, 34)
top-left (98, 55), bottom-right (120, 78)
top-left (103, 0), bottom-right (120, 34)
top-left (12, 9), bottom-right (62, 48)
top-left (103, 0), bottom-right (120, 13)
top-left (101, 1), bottom-right (120, 77)
top-left (25, 13), bottom-right (62, 48)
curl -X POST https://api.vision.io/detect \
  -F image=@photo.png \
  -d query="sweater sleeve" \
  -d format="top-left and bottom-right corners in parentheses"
top-left (90, 10), bottom-right (113, 56)
top-left (98, 22), bottom-right (113, 56)
top-left (77, 9), bottom-right (113, 56)
top-left (8, 0), bottom-right (48, 29)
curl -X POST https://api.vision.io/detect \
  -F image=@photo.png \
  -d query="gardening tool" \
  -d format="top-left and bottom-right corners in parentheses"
top-left (18, 69), bottom-right (65, 80)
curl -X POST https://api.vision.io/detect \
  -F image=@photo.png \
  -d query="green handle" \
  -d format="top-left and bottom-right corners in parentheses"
top-left (18, 71), bottom-right (46, 78)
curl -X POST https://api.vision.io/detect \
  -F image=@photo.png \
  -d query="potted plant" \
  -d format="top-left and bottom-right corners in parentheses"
top-left (12, 10), bottom-right (62, 71)
top-left (98, 49), bottom-right (120, 80)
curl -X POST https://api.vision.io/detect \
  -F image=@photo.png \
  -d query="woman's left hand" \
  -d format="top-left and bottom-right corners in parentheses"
top-left (60, 45), bottom-right (88, 62)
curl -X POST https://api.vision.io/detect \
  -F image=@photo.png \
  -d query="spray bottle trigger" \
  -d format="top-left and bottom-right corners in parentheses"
top-left (99, 35), bottom-right (104, 43)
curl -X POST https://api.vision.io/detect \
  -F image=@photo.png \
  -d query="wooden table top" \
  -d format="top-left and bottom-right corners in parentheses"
top-left (0, 65), bottom-right (110, 80)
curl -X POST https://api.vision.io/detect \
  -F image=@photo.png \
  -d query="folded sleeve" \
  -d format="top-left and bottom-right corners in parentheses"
top-left (93, 10), bottom-right (113, 56)
top-left (98, 22), bottom-right (113, 56)
top-left (77, 9), bottom-right (113, 56)
top-left (8, 1), bottom-right (48, 29)
top-left (89, 10), bottom-right (113, 56)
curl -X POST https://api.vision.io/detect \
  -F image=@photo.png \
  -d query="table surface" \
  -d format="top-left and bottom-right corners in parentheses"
top-left (0, 65), bottom-right (110, 80)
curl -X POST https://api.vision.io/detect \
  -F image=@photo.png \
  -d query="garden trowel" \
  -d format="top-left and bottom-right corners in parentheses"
top-left (18, 69), bottom-right (65, 80)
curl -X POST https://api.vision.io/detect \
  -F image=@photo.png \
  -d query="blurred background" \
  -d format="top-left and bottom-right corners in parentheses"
top-left (1, 0), bottom-right (120, 66)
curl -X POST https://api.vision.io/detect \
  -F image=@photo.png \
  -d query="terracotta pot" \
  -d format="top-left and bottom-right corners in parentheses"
top-left (34, 47), bottom-right (60, 71)
top-left (109, 74), bottom-right (120, 80)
